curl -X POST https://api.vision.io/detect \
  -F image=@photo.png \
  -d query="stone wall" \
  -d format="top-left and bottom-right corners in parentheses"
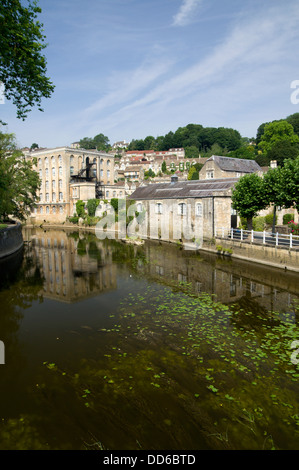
top-left (0, 224), bottom-right (23, 259)
top-left (212, 237), bottom-right (299, 272)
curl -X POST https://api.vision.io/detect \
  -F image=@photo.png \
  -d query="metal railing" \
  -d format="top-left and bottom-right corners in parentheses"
top-left (215, 228), bottom-right (299, 249)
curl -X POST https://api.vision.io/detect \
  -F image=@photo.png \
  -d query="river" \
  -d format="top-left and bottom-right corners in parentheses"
top-left (0, 227), bottom-right (298, 450)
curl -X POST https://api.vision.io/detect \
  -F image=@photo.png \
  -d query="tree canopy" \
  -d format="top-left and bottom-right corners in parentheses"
top-left (0, 131), bottom-right (40, 221)
top-left (258, 120), bottom-right (299, 154)
top-left (231, 173), bottom-right (267, 230)
top-left (79, 133), bottom-right (110, 152)
top-left (0, 0), bottom-right (55, 120)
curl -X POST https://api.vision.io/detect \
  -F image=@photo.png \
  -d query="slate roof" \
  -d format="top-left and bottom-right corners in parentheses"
top-left (207, 155), bottom-right (261, 173)
top-left (129, 177), bottom-right (239, 200)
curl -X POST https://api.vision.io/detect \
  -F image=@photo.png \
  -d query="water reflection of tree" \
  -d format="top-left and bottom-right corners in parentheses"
top-left (0, 245), bottom-right (44, 367)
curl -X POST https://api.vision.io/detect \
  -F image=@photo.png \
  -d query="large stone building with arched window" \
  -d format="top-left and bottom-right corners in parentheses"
top-left (25, 146), bottom-right (115, 223)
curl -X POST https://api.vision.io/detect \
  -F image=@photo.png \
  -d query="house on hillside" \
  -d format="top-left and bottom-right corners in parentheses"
top-left (128, 175), bottom-right (239, 242)
top-left (199, 155), bottom-right (262, 180)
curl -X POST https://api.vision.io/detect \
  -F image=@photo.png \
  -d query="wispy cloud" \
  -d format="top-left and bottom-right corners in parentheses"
top-left (80, 2), bottom-right (299, 140)
top-left (172, 0), bottom-right (203, 26)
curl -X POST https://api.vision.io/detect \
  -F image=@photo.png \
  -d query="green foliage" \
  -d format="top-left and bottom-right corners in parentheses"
top-left (79, 133), bottom-right (110, 151)
top-left (258, 121), bottom-right (299, 154)
top-left (252, 217), bottom-right (265, 231)
top-left (87, 198), bottom-right (99, 217)
top-left (231, 174), bottom-right (267, 229)
top-left (283, 213), bottom-right (294, 225)
top-left (0, 0), bottom-right (55, 119)
top-left (265, 212), bottom-right (277, 227)
top-left (161, 161), bottom-right (167, 173)
top-left (127, 124), bottom-right (242, 154)
top-left (110, 198), bottom-right (119, 213)
top-left (68, 215), bottom-right (79, 224)
top-left (144, 168), bottom-right (155, 179)
top-left (75, 200), bottom-right (85, 218)
top-left (0, 131), bottom-right (40, 221)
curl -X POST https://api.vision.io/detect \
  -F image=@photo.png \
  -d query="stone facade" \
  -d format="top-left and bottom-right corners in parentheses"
top-left (199, 155), bottom-right (262, 180)
top-left (129, 176), bottom-right (238, 242)
top-left (25, 147), bottom-right (115, 223)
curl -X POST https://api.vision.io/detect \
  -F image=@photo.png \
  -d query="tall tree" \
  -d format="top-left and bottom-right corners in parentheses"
top-left (0, 132), bottom-right (40, 221)
top-left (258, 120), bottom-right (299, 154)
top-left (0, 0), bottom-right (55, 120)
top-left (231, 173), bottom-right (267, 230)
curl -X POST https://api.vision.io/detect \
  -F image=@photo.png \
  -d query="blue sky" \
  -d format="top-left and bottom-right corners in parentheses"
top-left (2, 0), bottom-right (299, 149)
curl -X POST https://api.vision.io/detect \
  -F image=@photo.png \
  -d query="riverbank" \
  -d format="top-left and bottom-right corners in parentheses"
top-left (0, 223), bottom-right (24, 259)
top-left (23, 222), bottom-right (299, 273)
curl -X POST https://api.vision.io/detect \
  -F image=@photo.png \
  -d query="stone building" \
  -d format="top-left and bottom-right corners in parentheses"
top-left (199, 155), bottom-right (262, 180)
top-left (25, 146), bottom-right (114, 223)
top-left (128, 175), bottom-right (239, 243)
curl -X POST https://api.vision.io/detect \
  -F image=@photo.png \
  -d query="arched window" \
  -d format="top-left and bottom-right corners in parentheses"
top-left (196, 203), bottom-right (203, 217)
top-left (45, 157), bottom-right (49, 166)
top-left (46, 206), bottom-right (49, 214)
top-left (155, 203), bottom-right (163, 214)
top-left (59, 192), bottom-right (63, 201)
top-left (59, 179), bottom-right (62, 190)
top-left (107, 160), bottom-right (110, 167)
top-left (38, 158), bottom-right (42, 167)
top-left (46, 193), bottom-right (49, 202)
top-left (52, 206), bottom-right (56, 214)
top-left (59, 166), bottom-right (62, 176)
top-left (70, 166), bottom-right (74, 175)
top-left (45, 168), bottom-right (49, 178)
top-left (52, 192), bottom-right (56, 202)
top-left (40, 206), bottom-right (43, 214)
top-left (58, 155), bottom-right (62, 164)
top-left (52, 167), bottom-right (55, 177)
top-left (59, 206), bottom-right (63, 214)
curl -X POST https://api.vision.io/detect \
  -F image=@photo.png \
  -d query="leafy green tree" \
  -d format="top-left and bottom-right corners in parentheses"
top-left (30, 143), bottom-right (39, 150)
top-left (258, 120), bottom-right (299, 154)
top-left (0, 132), bottom-right (40, 221)
top-left (79, 137), bottom-right (96, 149)
top-left (87, 199), bottom-right (99, 217)
top-left (286, 112), bottom-right (299, 136)
top-left (227, 146), bottom-right (256, 160)
top-left (76, 200), bottom-right (85, 218)
top-left (161, 161), bottom-right (167, 173)
top-left (266, 140), bottom-right (299, 167)
top-left (0, 0), bottom-right (55, 120)
top-left (184, 145), bottom-right (200, 158)
top-left (94, 133), bottom-right (110, 151)
top-left (279, 157), bottom-right (299, 211)
top-left (231, 173), bottom-right (267, 230)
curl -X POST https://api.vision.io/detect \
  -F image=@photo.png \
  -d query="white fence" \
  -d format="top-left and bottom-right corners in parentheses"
top-left (215, 228), bottom-right (299, 249)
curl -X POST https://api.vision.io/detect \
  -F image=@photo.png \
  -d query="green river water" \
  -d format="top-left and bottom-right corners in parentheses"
top-left (0, 227), bottom-right (298, 450)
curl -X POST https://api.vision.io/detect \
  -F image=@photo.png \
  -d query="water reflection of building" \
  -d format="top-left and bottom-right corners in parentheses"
top-left (25, 228), bottom-right (117, 303)
top-left (139, 241), bottom-right (299, 313)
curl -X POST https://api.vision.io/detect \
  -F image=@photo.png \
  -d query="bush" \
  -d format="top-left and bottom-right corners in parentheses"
top-left (252, 216), bottom-right (265, 231)
top-left (265, 213), bottom-right (277, 226)
top-left (283, 213), bottom-right (294, 225)
top-left (87, 199), bottom-right (99, 217)
top-left (68, 216), bottom-right (79, 224)
top-left (76, 200), bottom-right (85, 218)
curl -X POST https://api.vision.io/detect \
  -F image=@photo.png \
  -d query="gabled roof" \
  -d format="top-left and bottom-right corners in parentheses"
top-left (129, 178), bottom-right (239, 200)
top-left (207, 155), bottom-right (261, 173)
